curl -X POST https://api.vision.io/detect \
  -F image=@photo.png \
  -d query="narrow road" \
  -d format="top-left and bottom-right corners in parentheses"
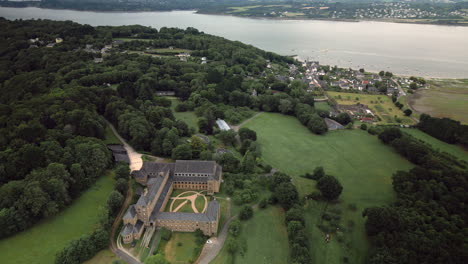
top-left (107, 122), bottom-right (143, 172)
top-left (107, 121), bottom-right (143, 264)
top-left (195, 202), bottom-right (259, 264)
top-left (391, 78), bottom-right (407, 97)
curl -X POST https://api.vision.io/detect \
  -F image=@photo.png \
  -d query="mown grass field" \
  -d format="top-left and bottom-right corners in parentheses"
top-left (211, 206), bottom-right (290, 264)
top-left (244, 113), bottom-right (414, 264)
top-left (83, 249), bottom-right (120, 264)
top-left (328, 91), bottom-right (414, 124)
top-left (0, 171), bottom-right (115, 264)
top-left (162, 232), bottom-right (199, 264)
top-left (408, 79), bottom-right (468, 124)
top-left (403, 129), bottom-right (468, 162)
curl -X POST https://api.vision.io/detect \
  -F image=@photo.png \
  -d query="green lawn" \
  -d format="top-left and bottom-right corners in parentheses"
top-left (212, 206), bottom-right (289, 264)
top-left (195, 195), bottom-right (206, 212)
top-left (0, 171), bottom-right (116, 264)
top-left (170, 98), bottom-right (199, 131)
top-left (402, 128), bottom-right (468, 162)
top-left (163, 232), bottom-right (199, 264)
top-left (83, 249), bottom-right (120, 264)
top-left (314, 101), bottom-right (332, 112)
top-left (244, 113), bottom-right (414, 264)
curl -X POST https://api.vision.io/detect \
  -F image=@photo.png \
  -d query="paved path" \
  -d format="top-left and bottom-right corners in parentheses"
top-left (195, 201), bottom-right (258, 264)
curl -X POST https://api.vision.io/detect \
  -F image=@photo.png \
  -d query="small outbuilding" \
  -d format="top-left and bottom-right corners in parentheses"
top-left (216, 119), bottom-right (231, 131)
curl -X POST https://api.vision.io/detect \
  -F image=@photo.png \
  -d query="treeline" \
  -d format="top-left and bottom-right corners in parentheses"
top-left (55, 163), bottom-right (129, 264)
top-left (364, 127), bottom-right (468, 263)
top-left (0, 19), bottom-right (120, 238)
top-left (418, 114), bottom-right (468, 146)
top-left (269, 172), bottom-right (312, 264)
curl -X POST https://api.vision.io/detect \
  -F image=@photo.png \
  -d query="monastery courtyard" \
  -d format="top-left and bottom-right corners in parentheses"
top-left (164, 190), bottom-right (208, 214)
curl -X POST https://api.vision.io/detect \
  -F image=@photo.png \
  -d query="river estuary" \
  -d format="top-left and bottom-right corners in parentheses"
top-left (1, 7), bottom-right (467, 78)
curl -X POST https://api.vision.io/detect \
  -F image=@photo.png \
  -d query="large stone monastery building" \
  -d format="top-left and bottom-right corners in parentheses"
top-left (120, 160), bottom-right (222, 244)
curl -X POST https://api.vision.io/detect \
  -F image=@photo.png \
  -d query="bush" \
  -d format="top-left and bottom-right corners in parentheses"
top-left (239, 206), bottom-right (253, 220)
top-left (378, 128), bottom-right (402, 144)
top-left (258, 198), bottom-right (268, 209)
top-left (317, 175), bottom-right (343, 201)
top-left (306, 191), bottom-right (322, 201)
top-left (160, 227), bottom-right (172, 241)
top-left (360, 124), bottom-right (367, 130)
top-left (228, 219), bottom-right (241, 237)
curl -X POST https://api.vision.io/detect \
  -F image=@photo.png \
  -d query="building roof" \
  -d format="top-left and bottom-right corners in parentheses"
top-left (113, 153), bottom-right (130, 163)
top-left (136, 173), bottom-right (166, 207)
top-left (205, 200), bottom-right (219, 221)
top-left (132, 162), bottom-right (174, 180)
top-left (174, 160), bottom-right (216, 175)
top-left (133, 220), bottom-right (144, 234)
top-left (121, 224), bottom-right (134, 236)
top-left (123, 205), bottom-right (136, 220)
top-left (324, 118), bottom-right (344, 130)
top-left (216, 119), bottom-right (231, 131)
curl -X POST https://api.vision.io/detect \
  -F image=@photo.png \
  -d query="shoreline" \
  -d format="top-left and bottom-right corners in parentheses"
top-left (1, 6), bottom-right (467, 79)
top-left (196, 10), bottom-right (468, 27)
top-left (1, 5), bottom-right (467, 27)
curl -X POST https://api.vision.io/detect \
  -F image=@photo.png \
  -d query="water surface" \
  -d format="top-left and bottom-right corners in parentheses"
top-left (1, 7), bottom-right (468, 78)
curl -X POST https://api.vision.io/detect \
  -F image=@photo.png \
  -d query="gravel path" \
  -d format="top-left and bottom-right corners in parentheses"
top-left (107, 122), bottom-right (143, 172)
top-left (107, 121), bottom-right (143, 264)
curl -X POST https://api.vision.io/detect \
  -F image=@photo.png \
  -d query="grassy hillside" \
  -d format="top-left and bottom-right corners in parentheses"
top-left (244, 113), bottom-right (413, 263)
top-left (211, 206), bottom-right (290, 264)
top-left (0, 171), bottom-right (115, 264)
top-left (403, 128), bottom-right (468, 162)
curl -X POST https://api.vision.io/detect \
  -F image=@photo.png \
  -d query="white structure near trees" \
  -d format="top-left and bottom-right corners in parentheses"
top-left (216, 119), bottom-right (231, 131)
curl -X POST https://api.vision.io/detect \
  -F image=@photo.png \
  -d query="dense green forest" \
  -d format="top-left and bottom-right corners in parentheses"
top-left (365, 128), bottom-right (467, 264)
top-left (0, 17), bottom-right (313, 240)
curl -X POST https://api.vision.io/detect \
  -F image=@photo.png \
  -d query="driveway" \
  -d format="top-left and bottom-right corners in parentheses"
top-left (107, 122), bottom-right (143, 172)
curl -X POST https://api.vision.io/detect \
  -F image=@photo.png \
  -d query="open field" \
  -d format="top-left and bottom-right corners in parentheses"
top-left (162, 232), bottom-right (199, 264)
top-left (328, 91), bottom-right (414, 124)
top-left (244, 113), bottom-right (414, 263)
top-left (211, 206), bottom-right (290, 264)
top-left (83, 249), bottom-right (120, 264)
top-left (170, 98), bottom-right (199, 131)
top-left (403, 129), bottom-right (468, 162)
top-left (0, 171), bottom-right (115, 264)
top-left (408, 79), bottom-right (468, 124)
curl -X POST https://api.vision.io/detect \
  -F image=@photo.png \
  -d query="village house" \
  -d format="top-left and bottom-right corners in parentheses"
top-left (121, 160), bottom-right (222, 244)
